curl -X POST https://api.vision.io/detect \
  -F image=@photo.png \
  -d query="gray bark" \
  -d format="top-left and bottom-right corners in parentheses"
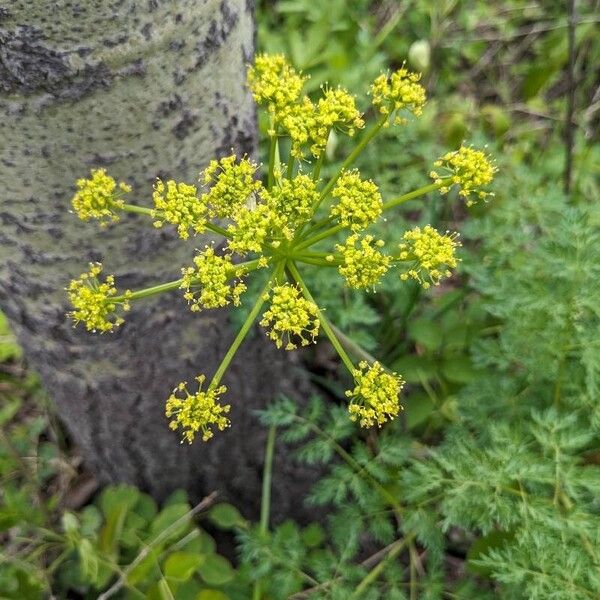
top-left (0, 0), bottom-right (313, 519)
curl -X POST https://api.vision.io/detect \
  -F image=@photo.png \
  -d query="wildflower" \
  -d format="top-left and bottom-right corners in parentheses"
top-left (180, 247), bottom-right (247, 312)
top-left (227, 203), bottom-right (277, 255)
top-left (67, 263), bottom-right (130, 333)
top-left (72, 169), bottom-right (131, 225)
top-left (202, 155), bottom-right (262, 219)
top-left (346, 361), bottom-right (404, 428)
top-left (330, 170), bottom-right (382, 231)
top-left (398, 225), bottom-right (460, 288)
top-left (280, 96), bottom-right (317, 158)
top-left (152, 179), bottom-right (206, 239)
top-left (266, 174), bottom-right (319, 238)
top-left (430, 145), bottom-right (496, 206)
top-left (247, 54), bottom-right (307, 117)
top-left (336, 234), bottom-right (391, 289)
top-left (309, 87), bottom-right (364, 156)
top-left (370, 66), bottom-right (426, 125)
top-left (260, 284), bottom-right (320, 350)
top-left (165, 375), bottom-right (230, 443)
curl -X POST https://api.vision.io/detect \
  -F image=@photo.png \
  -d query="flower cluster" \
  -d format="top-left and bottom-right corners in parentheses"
top-left (330, 170), bottom-right (382, 231)
top-left (165, 376), bottom-right (230, 443)
top-left (260, 284), bottom-right (320, 350)
top-left (398, 225), bottom-right (460, 288)
top-left (67, 263), bottom-right (130, 333)
top-left (202, 155), bottom-right (262, 219)
top-left (346, 361), bottom-right (404, 428)
top-left (336, 234), bottom-right (391, 289)
top-left (72, 169), bottom-right (131, 225)
top-left (152, 179), bottom-right (206, 239)
top-left (370, 66), bottom-right (426, 124)
top-left (68, 53), bottom-right (495, 441)
top-left (247, 53), bottom-right (307, 118)
top-left (181, 247), bottom-right (247, 312)
top-left (431, 145), bottom-right (496, 206)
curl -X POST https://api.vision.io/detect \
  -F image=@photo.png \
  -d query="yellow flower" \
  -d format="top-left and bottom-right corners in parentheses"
top-left (71, 169), bottom-right (131, 225)
top-left (370, 66), bottom-right (426, 125)
top-left (202, 155), bottom-right (263, 219)
top-left (266, 174), bottom-right (319, 238)
top-left (330, 170), bottom-right (382, 231)
top-left (227, 202), bottom-right (276, 255)
top-left (165, 375), bottom-right (230, 443)
top-left (67, 263), bottom-right (130, 333)
top-left (279, 96), bottom-right (317, 158)
top-left (309, 87), bottom-right (364, 156)
top-left (346, 361), bottom-right (404, 428)
top-left (398, 225), bottom-right (460, 288)
top-left (260, 283), bottom-right (320, 350)
top-left (180, 247), bottom-right (247, 312)
top-left (152, 179), bottom-right (206, 239)
top-left (430, 145), bottom-right (496, 206)
top-left (336, 234), bottom-right (391, 289)
top-left (247, 54), bottom-right (307, 115)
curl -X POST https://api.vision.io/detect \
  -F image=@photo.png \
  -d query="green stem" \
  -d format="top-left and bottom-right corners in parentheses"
top-left (253, 424), bottom-right (277, 600)
top-left (287, 261), bottom-right (355, 374)
top-left (329, 322), bottom-right (382, 367)
top-left (381, 180), bottom-right (449, 212)
top-left (210, 264), bottom-right (281, 388)
top-left (287, 156), bottom-right (295, 179)
top-left (312, 151), bottom-right (325, 181)
top-left (268, 132), bottom-right (277, 189)
top-left (295, 223), bottom-right (345, 251)
top-left (318, 114), bottom-right (388, 201)
top-left (350, 537), bottom-right (411, 599)
top-left (121, 203), bottom-right (230, 238)
top-left (112, 258), bottom-right (265, 304)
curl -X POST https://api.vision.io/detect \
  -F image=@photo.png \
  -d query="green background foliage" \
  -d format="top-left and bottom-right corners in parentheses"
top-left (1, 0), bottom-right (599, 598)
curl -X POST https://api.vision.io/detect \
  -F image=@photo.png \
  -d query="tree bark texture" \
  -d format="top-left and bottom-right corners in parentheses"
top-left (0, 0), bottom-right (313, 519)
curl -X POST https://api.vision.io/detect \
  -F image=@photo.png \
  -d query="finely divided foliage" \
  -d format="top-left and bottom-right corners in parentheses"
top-left (67, 54), bottom-right (494, 444)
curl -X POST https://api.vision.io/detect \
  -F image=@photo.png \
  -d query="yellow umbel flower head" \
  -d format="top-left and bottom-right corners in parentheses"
top-left (279, 96), bottom-right (317, 158)
top-left (67, 263), bottom-right (131, 333)
top-left (260, 283), bottom-right (320, 350)
top-left (398, 225), bottom-right (460, 288)
top-left (180, 247), bottom-right (247, 312)
top-left (202, 155), bottom-right (262, 219)
top-left (266, 174), bottom-right (319, 238)
top-left (370, 66), bottom-right (426, 125)
top-left (431, 145), bottom-right (496, 206)
top-left (166, 375), bottom-right (230, 443)
top-left (227, 202), bottom-right (277, 255)
top-left (152, 179), bottom-right (206, 240)
top-left (72, 169), bottom-right (131, 225)
top-left (330, 170), bottom-right (382, 232)
top-left (247, 54), bottom-right (307, 116)
top-left (309, 87), bottom-right (364, 156)
top-left (346, 361), bottom-right (404, 428)
top-left (336, 234), bottom-right (391, 289)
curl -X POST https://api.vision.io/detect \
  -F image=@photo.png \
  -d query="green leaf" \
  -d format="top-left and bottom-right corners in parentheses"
top-left (197, 590), bottom-right (230, 600)
top-left (467, 530), bottom-right (516, 575)
top-left (406, 393), bottom-right (436, 429)
top-left (301, 523), bottom-right (325, 548)
top-left (77, 538), bottom-right (99, 584)
top-left (164, 552), bottom-right (205, 582)
top-left (408, 318), bottom-right (443, 351)
top-left (198, 555), bottom-right (234, 586)
top-left (441, 356), bottom-right (478, 384)
top-left (207, 504), bottom-right (246, 529)
top-left (392, 355), bottom-right (437, 383)
top-left (150, 503), bottom-right (192, 545)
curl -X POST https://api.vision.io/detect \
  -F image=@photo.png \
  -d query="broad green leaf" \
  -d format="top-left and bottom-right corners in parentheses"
top-left (198, 555), bottom-right (234, 586)
top-left (163, 552), bottom-right (205, 582)
top-left (207, 504), bottom-right (245, 529)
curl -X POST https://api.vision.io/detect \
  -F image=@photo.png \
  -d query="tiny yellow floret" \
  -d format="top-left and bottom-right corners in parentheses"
top-left (398, 225), bottom-right (460, 288)
top-left (152, 179), bottom-right (206, 239)
top-left (260, 283), bottom-right (320, 350)
top-left (330, 170), bottom-right (382, 231)
top-left (67, 263), bottom-right (130, 333)
top-left (165, 375), bottom-right (230, 443)
top-left (180, 247), bottom-right (247, 312)
top-left (72, 168), bottom-right (131, 225)
top-left (370, 66), bottom-right (426, 125)
top-left (430, 145), bottom-right (496, 206)
top-left (346, 361), bottom-right (404, 428)
top-left (336, 234), bottom-right (391, 289)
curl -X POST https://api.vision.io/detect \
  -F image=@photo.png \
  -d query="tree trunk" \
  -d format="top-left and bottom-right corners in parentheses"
top-left (0, 0), bottom-right (313, 519)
